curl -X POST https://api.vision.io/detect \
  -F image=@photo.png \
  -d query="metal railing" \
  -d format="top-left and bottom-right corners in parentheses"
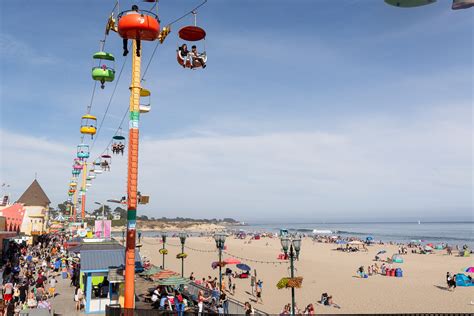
top-left (104, 281), bottom-right (269, 315)
top-left (186, 282), bottom-right (268, 315)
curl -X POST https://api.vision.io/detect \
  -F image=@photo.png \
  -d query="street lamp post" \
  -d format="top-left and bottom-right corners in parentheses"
top-left (161, 232), bottom-right (167, 269)
top-left (280, 235), bottom-right (301, 316)
top-left (214, 233), bottom-right (226, 291)
top-left (179, 232), bottom-right (187, 277)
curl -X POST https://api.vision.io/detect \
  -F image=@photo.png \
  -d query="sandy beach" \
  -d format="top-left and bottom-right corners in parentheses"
top-left (139, 235), bottom-right (473, 314)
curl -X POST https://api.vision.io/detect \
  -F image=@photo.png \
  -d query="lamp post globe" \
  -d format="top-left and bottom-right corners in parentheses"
top-left (280, 236), bottom-right (290, 253)
top-left (179, 231), bottom-right (187, 276)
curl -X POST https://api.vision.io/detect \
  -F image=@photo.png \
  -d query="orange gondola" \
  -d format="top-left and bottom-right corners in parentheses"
top-left (118, 9), bottom-right (160, 41)
top-left (177, 11), bottom-right (207, 69)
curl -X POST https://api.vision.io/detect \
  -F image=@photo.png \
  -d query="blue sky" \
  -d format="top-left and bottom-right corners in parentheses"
top-left (0, 1), bottom-right (472, 222)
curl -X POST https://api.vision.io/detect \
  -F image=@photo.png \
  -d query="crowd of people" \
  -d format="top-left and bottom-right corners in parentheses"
top-left (0, 234), bottom-right (81, 315)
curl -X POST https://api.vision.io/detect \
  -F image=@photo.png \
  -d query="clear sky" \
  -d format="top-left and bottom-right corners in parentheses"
top-left (0, 0), bottom-right (472, 222)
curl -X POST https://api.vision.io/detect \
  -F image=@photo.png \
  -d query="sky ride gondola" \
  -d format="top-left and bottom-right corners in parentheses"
top-left (80, 114), bottom-right (97, 138)
top-left (92, 51), bottom-right (116, 89)
top-left (139, 88), bottom-right (151, 113)
top-left (117, 8), bottom-right (160, 41)
top-left (384, 0), bottom-right (436, 7)
top-left (116, 5), bottom-right (161, 57)
top-left (101, 153), bottom-right (111, 171)
top-left (452, 0), bottom-right (474, 9)
top-left (77, 144), bottom-right (90, 159)
top-left (73, 159), bottom-right (83, 170)
top-left (177, 11), bottom-right (207, 69)
top-left (112, 130), bottom-right (126, 155)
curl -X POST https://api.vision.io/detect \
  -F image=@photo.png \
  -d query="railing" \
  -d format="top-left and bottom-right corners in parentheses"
top-left (105, 282), bottom-right (269, 316)
top-left (186, 282), bottom-right (268, 315)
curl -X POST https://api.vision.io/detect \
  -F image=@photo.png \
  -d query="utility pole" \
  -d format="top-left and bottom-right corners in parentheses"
top-left (124, 39), bottom-right (141, 309)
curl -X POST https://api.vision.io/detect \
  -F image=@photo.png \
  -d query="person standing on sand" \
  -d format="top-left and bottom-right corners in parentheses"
top-left (256, 280), bottom-right (263, 304)
top-left (446, 272), bottom-right (452, 290)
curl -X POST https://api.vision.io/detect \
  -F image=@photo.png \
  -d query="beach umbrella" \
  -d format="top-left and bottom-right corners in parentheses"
top-left (151, 269), bottom-right (179, 280)
top-left (155, 276), bottom-right (191, 286)
top-left (236, 263), bottom-right (251, 271)
top-left (223, 258), bottom-right (241, 265)
top-left (377, 250), bottom-right (387, 255)
top-left (424, 245), bottom-right (433, 251)
top-left (366, 236), bottom-right (374, 241)
top-left (462, 267), bottom-right (474, 273)
top-left (426, 243), bottom-right (434, 248)
top-left (139, 266), bottom-right (161, 276)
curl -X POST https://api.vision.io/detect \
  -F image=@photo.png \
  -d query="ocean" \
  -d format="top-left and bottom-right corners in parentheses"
top-left (114, 221), bottom-right (473, 249)
top-left (234, 222), bottom-right (474, 248)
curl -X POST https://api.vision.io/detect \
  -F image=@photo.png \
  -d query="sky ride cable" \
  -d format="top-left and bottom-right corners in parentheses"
top-left (166, 0), bottom-right (207, 27)
top-left (90, 50), bottom-right (130, 152)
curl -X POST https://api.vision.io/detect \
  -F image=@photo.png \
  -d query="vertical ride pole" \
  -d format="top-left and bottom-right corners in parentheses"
top-left (124, 40), bottom-right (141, 309)
top-left (72, 186), bottom-right (78, 221)
top-left (81, 162), bottom-right (87, 222)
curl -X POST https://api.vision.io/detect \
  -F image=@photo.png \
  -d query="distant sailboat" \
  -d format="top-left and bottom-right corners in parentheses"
top-left (418, 220), bottom-right (421, 225)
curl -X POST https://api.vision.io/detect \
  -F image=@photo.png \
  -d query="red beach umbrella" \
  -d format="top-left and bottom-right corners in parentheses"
top-left (223, 258), bottom-right (241, 265)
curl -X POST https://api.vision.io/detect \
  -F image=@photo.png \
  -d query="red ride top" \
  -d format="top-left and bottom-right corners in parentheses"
top-left (178, 26), bottom-right (206, 42)
top-left (118, 11), bottom-right (160, 41)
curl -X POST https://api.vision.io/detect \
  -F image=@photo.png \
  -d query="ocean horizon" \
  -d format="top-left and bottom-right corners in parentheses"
top-left (235, 221), bottom-right (473, 248)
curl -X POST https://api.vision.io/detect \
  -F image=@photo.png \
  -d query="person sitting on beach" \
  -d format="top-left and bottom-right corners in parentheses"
top-left (280, 303), bottom-right (291, 315)
top-left (320, 293), bottom-right (329, 305)
top-left (304, 303), bottom-right (315, 315)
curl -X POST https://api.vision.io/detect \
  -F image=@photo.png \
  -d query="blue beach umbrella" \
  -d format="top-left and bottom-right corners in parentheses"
top-left (236, 263), bottom-right (251, 271)
top-left (366, 236), bottom-right (374, 241)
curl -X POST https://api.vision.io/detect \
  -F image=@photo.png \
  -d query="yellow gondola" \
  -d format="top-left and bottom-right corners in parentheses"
top-left (140, 88), bottom-right (151, 113)
top-left (80, 114), bottom-right (97, 138)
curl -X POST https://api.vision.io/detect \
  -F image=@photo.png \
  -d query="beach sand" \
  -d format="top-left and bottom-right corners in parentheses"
top-left (139, 236), bottom-right (473, 314)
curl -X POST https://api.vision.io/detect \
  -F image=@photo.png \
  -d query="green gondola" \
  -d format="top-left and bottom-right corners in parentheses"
top-left (91, 51), bottom-right (116, 89)
top-left (385, 0), bottom-right (436, 7)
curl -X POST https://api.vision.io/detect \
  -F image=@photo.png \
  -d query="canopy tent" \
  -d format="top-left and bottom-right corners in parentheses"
top-left (456, 274), bottom-right (474, 287)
